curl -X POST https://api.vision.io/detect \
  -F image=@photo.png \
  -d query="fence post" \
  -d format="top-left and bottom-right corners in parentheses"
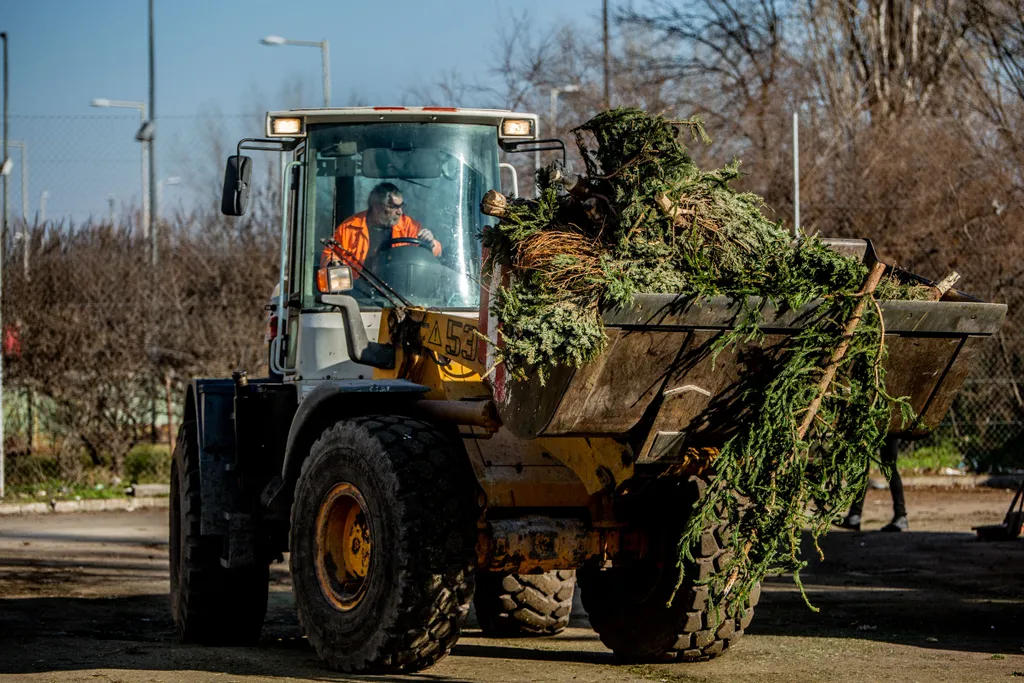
top-left (793, 111), bottom-right (800, 238)
top-left (164, 371), bottom-right (174, 449)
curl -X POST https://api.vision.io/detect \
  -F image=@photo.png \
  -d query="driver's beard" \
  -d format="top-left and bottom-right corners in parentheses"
top-left (368, 207), bottom-right (400, 229)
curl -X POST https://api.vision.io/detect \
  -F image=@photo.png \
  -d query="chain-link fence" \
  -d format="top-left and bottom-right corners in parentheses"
top-left (0, 112), bottom-right (285, 502)
top-left (1, 341), bottom-right (1019, 502)
top-left (2, 113), bottom-right (281, 230)
top-left (901, 334), bottom-right (1024, 474)
top-left (0, 111), bottom-right (1020, 503)
top-left (1, 390), bottom-right (173, 500)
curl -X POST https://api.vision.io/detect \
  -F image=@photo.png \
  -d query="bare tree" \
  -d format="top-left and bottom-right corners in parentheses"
top-left (961, 0), bottom-right (1024, 165)
top-left (2, 193), bottom-right (280, 480)
top-left (805, 0), bottom-right (980, 127)
top-left (619, 1), bottom-right (792, 130)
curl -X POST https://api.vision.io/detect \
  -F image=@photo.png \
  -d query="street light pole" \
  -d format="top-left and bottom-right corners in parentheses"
top-left (148, 0), bottom-right (157, 267)
top-left (603, 0), bottom-right (610, 110)
top-left (2, 32), bottom-right (8, 244)
top-left (534, 118), bottom-right (541, 195)
top-left (549, 85), bottom-right (581, 132)
top-left (0, 30), bottom-right (8, 497)
top-left (12, 142), bottom-right (24, 223)
top-left (18, 141), bottom-right (26, 281)
top-left (147, 0), bottom-right (159, 445)
top-left (7, 140), bottom-right (28, 280)
top-left (0, 31), bottom-right (7, 499)
top-left (793, 112), bottom-right (801, 238)
top-left (90, 99), bottom-right (150, 239)
top-left (157, 176), bottom-right (181, 223)
top-left (260, 36), bottom-right (331, 107)
top-left (321, 40), bottom-right (331, 108)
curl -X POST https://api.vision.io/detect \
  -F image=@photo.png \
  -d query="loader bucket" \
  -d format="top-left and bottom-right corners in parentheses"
top-left (485, 240), bottom-right (1006, 463)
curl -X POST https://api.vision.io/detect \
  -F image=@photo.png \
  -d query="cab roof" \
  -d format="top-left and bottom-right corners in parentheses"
top-left (266, 106), bottom-right (538, 132)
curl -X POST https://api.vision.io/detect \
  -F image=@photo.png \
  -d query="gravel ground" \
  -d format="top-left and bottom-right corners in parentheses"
top-left (0, 486), bottom-right (1022, 682)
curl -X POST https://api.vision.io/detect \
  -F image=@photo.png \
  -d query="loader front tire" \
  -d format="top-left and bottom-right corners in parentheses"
top-left (289, 417), bottom-right (479, 673)
top-left (169, 420), bottom-right (270, 645)
top-left (474, 570), bottom-right (575, 637)
top-left (578, 476), bottom-right (755, 662)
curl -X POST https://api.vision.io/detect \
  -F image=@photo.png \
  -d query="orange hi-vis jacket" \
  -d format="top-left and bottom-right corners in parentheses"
top-left (320, 211), bottom-right (442, 269)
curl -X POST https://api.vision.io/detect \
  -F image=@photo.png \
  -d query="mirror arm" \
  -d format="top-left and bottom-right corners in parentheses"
top-left (236, 137), bottom-right (299, 156)
top-left (500, 138), bottom-right (567, 167)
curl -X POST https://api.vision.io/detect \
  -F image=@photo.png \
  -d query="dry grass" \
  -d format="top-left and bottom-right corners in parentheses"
top-left (513, 229), bottom-right (605, 296)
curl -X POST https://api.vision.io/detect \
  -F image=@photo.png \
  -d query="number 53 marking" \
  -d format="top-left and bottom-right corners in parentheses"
top-left (445, 319), bottom-right (478, 363)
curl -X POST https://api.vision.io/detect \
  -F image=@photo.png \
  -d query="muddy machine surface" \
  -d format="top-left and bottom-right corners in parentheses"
top-left (169, 107), bottom-right (1006, 672)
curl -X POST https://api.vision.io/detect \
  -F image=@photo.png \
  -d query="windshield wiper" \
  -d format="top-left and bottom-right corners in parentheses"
top-left (319, 237), bottom-right (411, 309)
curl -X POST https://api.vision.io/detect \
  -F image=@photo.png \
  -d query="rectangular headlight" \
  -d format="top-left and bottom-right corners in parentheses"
top-left (501, 119), bottom-right (534, 138)
top-left (269, 116), bottom-right (303, 136)
top-left (328, 265), bottom-right (353, 293)
top-left (318, 265), bottom-right (353, 293)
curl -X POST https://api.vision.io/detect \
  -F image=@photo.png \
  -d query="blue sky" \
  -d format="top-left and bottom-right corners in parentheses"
top-left (2, 0), bottom-right (599, 221)
top-left (6, 0), bottom-right (595, 114)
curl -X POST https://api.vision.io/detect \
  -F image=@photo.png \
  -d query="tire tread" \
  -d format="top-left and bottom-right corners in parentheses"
top-left (292, 417), bottom-right (477, 673)
top-left (169, 421), bottom-right (270, 646)
top-left (578, 475), bottom-right (756, 663)
top-left (474, 570), bottom-right (576, 637)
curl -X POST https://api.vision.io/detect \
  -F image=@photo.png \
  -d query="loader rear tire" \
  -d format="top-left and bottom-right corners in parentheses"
top-left (289, 416), bottom-right (479, 673)
top-left (474, 570), bottom-right (575, 637)
top-left (578, 476), bottom-right (754, 662)
top-left (169, 420), bottom-right (270, 645)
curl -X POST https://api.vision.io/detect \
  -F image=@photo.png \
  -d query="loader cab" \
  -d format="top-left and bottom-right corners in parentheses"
top-left (307, 120), bottom-right (499, 310)
top-left (227, 107), bottom-right (539, 383)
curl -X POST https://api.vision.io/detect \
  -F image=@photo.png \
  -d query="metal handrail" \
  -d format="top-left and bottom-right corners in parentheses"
top-left (271, 160), bottom-right (302, 376)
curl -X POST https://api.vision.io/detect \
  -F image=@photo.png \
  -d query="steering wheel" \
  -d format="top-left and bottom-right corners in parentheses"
top-left (380, 236), bottom-right (437, 253)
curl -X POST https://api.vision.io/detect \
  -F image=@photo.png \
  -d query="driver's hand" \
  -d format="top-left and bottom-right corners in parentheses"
top-left (417, 228), bottom-right (442, 257)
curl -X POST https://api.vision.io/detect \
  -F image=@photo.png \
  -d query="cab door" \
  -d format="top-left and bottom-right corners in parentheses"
top-left (290, 142), bottom-right (383, 388)
top-left (268, 150), bottom-right (304, 378)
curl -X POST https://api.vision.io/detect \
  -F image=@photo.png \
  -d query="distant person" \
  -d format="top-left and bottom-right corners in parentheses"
top-left (320, 182), bottom-right (441, 274)
top-left (838, 436), bottom-right (909, 532)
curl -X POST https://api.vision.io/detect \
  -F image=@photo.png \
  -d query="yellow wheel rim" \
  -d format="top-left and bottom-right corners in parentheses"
top-left (315, 482), bottom-right (372, 611)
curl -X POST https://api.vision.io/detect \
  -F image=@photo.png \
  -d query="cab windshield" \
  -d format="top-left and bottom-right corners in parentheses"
top-left (304, 122), bottom-right (499, 310)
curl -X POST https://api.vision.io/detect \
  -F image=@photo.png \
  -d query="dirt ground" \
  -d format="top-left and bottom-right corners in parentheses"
top-left (0, 487), bottom-right (1022, 683)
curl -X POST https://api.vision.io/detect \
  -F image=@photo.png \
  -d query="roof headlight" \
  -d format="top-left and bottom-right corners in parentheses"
top-left (269, 116), bottom-right (303, 136)
top-left (501, 119), bottom-right (534, 138)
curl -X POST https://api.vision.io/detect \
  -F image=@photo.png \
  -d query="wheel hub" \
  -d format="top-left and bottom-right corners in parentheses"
top-left (315, 482), bottom-right (373, 611)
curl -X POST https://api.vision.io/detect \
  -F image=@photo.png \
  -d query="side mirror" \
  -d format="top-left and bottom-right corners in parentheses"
top-left (221, 155), bottom-right (252, 216)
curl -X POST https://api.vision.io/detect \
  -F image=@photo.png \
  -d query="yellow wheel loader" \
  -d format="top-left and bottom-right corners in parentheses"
top-left (168, 106), bottom-right (1006, 673)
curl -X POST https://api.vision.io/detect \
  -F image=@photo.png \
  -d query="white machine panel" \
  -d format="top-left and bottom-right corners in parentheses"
top-left (294, 311), bottom-right (381, 381)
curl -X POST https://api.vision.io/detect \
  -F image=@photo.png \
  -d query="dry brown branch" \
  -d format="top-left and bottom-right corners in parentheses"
top-left (513, 230), bottom-right (604, 295)
top-left (797, 261), bottom-right (887, 440)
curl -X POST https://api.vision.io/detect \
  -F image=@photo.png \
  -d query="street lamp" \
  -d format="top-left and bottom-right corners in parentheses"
top-left (91, 98), bottom-right (150, 239)
top-left (260, 35), bottom-right (331, 107)
top-left (549, 84), bottom-right (581, 130)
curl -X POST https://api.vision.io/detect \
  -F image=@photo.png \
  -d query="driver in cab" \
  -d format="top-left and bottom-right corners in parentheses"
top-left (320, 182), bottom-right (441, 276)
